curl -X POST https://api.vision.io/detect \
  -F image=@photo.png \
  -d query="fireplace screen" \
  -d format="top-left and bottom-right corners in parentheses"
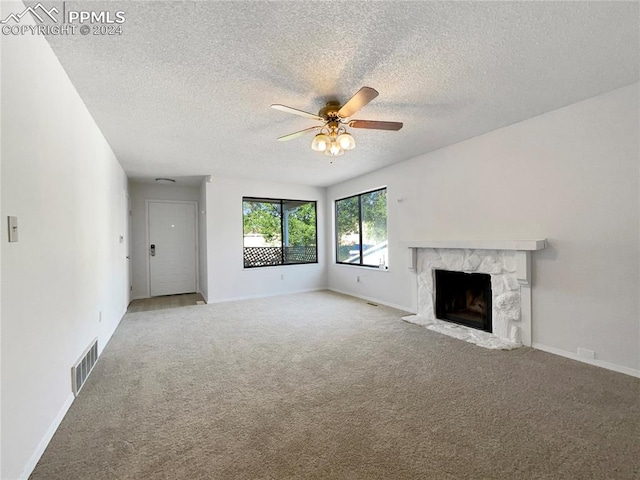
top-left (435, 270), bottom-right (492, 332)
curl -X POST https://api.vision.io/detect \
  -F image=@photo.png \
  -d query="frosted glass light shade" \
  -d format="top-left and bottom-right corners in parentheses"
top-left (325, 142), bottom-right (344, 156)
top-left (337, 132), bottom-right (355, 150)
top-left (311, 133), bottom-right (330, 152)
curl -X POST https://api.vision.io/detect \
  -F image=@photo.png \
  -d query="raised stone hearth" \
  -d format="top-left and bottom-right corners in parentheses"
top-left (401, 240), bottom-right (546, 350)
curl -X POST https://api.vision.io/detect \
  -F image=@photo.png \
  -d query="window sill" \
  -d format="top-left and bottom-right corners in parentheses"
top-left (334, 263), bottom-right (390, 272)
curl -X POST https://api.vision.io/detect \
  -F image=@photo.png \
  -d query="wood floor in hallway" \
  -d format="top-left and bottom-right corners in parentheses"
top-left (126, 293), bottom-right (205, 313)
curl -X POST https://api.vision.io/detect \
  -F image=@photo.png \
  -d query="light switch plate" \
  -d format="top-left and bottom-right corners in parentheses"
top-left (8, 216), bottom-right (18, 242)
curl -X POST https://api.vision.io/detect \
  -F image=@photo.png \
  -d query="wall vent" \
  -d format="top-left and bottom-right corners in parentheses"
top-left (71, 339), bottom-right (98, 397)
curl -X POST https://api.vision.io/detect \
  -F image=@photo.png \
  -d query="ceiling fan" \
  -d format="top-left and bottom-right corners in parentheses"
top-left (271, 87), bottom-right (403, 157)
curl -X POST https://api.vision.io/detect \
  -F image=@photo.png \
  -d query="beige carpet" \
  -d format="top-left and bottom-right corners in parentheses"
top-left (31, 291), bottom-right (639, 479)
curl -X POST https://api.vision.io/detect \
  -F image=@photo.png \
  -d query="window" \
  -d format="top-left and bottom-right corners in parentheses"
top-left (335, 188), bottom-right (387, 267)
top-left (243, 197), bottom-right (317, 268)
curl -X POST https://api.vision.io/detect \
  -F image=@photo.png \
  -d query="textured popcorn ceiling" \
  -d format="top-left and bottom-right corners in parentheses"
top-left (39, 1), bottom-right (639, 187)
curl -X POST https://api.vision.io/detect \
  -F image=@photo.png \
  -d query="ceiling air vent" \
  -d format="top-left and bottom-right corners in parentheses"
top-left (71, 339), bottom-right (98, 397)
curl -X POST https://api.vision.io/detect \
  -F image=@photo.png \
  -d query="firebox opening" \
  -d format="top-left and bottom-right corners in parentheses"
top-left (435, 270), bottom-right (492, 333)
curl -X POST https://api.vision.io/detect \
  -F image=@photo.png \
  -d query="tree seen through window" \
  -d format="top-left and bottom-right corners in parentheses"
top-left (335, 188), bottom-right (387, 267)
top-left (243, 198), bottom-right (317, 267)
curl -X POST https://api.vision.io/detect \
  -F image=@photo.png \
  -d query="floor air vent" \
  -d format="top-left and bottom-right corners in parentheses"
top-left (71, 339), bottom-right (98, 396)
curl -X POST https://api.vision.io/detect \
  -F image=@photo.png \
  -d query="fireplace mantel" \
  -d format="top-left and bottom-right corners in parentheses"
top-left (403, 239), bottom-right (547, 274)
top-left (401, 239), bottom-right (547, 251)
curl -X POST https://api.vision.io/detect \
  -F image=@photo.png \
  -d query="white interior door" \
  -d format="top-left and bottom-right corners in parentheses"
top-left (148, 201), bottom-right (197, 297)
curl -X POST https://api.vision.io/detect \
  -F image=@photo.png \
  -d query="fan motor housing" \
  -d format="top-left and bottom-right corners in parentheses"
top-left (319, 101), bottom-right (341, 119)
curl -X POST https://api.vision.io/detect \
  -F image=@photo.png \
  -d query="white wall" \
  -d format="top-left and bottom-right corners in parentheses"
top-left (198, 179), bottom-right (208, 301)
top-left (0, 14), bottom-right (4, 477)
top-left (1, 2), bottom-right (129, 477)
top-left (129, 181), bottom-right (200, 299)
top-left (206, 177), bottom-right (327, 302)
top-left (327, 84), bottom-right (640, 374)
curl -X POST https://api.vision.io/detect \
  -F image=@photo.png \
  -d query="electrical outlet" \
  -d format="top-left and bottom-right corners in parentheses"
top-left (356, 276), bottom-right (361, 283)
top-left (280, 274), bottom-right (284, 280)
top-left (98, 311), bottom-right (102, 323)
top-left (577, 348), bottom-right (595, 359)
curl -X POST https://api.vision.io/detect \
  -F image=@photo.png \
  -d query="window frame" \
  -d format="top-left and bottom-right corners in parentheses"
top-left (334, 187), bottom-right (387, 268)
top-left (242, 196), bottom-right (318, 269)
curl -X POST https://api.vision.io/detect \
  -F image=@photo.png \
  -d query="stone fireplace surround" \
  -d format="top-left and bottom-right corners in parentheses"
top-left (401, 240), bottom-right (547, 350)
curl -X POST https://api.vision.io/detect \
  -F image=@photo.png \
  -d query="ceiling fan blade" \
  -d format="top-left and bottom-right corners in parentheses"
top-left (271, 104), bottom-right (324, 121)
top-left (338, 87), bottom-right (379, 118)
top-left (277, 125), bottom-right (321, 141)
top-left (349, 120), bottom-right (403, 131)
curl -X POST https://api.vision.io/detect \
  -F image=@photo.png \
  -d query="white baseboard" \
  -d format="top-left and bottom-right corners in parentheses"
top-left (108, 307), bottom-right (127, 343)
top-left (532, 343), bottom-right (640, 378)
top-left (20, 392), bottom-right (75, 479)
top-left (328, 288), bottom-right (414, 313)
top-left (206, 287), bottom-right (327, 304)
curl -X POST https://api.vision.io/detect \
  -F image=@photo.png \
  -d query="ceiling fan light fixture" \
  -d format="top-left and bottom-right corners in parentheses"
top-left (336, 132), bottom-right (355, 150)
top-left (273, 86), bottom-right (403, 156)
top-left (311, 133), bottom-right (330, 152)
